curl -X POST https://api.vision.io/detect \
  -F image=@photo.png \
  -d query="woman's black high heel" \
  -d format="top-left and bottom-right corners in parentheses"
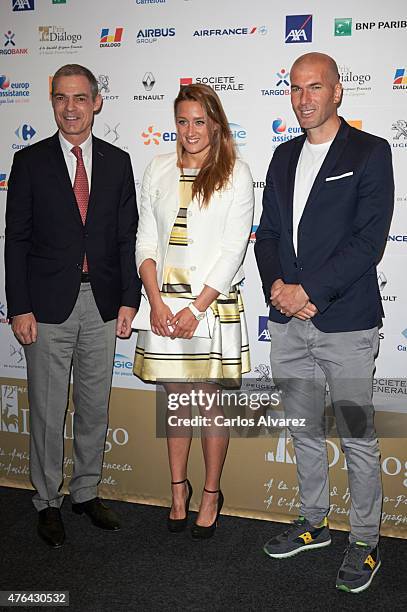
top-left (167, 479), bottom-right (193, 533)
top-left (191, 488), bottom-right (224, 540)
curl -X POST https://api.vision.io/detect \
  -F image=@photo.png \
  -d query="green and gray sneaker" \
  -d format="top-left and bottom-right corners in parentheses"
top-left (336, 541), bottom-right (381, 593)
top-left (263, 515), bottom-right (331, 559)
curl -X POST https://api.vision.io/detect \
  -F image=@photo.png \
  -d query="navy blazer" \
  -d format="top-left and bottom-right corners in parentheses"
top-left (255, 118), bottom-right (394, 332)
top-left (5, 133), bottom-right (141, 323)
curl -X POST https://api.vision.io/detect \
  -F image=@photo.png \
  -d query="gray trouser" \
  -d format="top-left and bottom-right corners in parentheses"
top-left (269, 318), bottom-right (382, 546)
top-left (24, 284), bottom-right (116, 511)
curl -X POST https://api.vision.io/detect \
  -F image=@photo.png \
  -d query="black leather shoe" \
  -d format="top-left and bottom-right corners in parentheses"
top-left (38, 507), bottom-right (65, 548)
top-left (72, 497), bottom-right (120, 531)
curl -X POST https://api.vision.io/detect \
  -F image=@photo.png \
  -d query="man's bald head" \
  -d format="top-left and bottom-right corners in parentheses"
top-left (291, 53), bottom-right (340, 86)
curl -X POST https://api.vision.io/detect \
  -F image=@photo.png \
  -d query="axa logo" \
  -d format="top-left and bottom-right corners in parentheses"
top-left (12, 0), bottom-right (34, 11)
top-left (285, 14), bottom-right (313, 43)
top-left (258, 316), bottom-right (270, 342)
top-left (141, 125), bottom-right (176, 145)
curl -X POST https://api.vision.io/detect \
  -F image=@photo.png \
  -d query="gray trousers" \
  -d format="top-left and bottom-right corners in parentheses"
top-left (269, 318), bottom-right (382, 546)
top-left (24, 284), bottom-right (116, 511)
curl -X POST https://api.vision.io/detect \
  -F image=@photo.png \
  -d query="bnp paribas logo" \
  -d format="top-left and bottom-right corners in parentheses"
top-left (334, 18), bottom-right (352, 37)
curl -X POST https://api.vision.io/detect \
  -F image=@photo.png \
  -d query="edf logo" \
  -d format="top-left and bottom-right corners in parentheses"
top-left (285, 15), bottom-right (313, 43)
top-left (12, 0), bottom-right (35, 10)
top-left (258, 316), bottom-right (271, 342)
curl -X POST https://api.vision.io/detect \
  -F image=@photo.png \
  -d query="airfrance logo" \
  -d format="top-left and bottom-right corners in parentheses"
top-left (100, 28), bottom-right (123, 48)
top-left (258, 316), bottom-right (271, 342)
top-left (285, 15), bottom-right (313, 43)
top-left (193, 26), bottom-right (267, 37)
top-left (12, 0), bottom-right (34, 11)
top-left (137, 27), bottom-right (175, 44)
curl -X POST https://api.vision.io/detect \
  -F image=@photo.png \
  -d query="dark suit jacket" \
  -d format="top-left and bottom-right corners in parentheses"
top-left (5, 132), bottom-right (141, 323)
top-left (255, 118), bottom-right (394, 332)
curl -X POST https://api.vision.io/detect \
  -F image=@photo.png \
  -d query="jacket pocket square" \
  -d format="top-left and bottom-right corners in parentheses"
top-left (325, 171), bottom-right (354, 182)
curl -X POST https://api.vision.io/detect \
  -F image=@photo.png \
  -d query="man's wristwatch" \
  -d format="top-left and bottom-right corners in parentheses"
top-left (187, 302), bottom-right (206, 321)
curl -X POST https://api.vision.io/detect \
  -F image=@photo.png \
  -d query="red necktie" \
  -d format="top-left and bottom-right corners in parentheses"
top-left (71, 146), bottom-right (89, 272)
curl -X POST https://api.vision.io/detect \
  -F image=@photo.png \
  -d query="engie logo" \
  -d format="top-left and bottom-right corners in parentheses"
top-left (137, 27), bottom-right (175, 43)
top-left (100, 28), bottom-right (123, 47)
top-left (258, 316), bottom-right (271, 342)
top-left (113, 353), bottom-right (133, 376)
top-left (285, 14), bottom-right (313, 43)
top-left (229, 123), bottom-right (247, 146)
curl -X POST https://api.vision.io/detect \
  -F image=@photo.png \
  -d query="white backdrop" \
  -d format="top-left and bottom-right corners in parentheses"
top-left (1, 0), bottom-right (406, 400)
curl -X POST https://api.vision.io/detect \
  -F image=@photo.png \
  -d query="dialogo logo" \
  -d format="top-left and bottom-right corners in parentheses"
top-left (100, 28), bottom-right (123, 48)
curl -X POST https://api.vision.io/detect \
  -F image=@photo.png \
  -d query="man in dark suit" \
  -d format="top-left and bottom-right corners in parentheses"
top-left (255, 53), bottom-right (393, 593)
top-left (5, 64), bottom-right (141, 547)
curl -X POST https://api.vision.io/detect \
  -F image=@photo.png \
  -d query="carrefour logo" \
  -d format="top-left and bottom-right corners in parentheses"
top-left (15, 123), bottom-right (36, 141)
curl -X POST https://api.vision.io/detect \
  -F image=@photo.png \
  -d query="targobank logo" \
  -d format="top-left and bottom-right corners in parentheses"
top-left (261, 68), bottom-right (290, 97)
top-left (1, 31), bottom-right (28, 56)
top-left (258, 316), bottom-right (270, 342)
top-left (193, 26), bottom-right (267, 37)
top-left (285, 15), bottom-right (313, 43)
top-left (137, 27), bottom-right (175, 44)
top-left (229, 123), bottom-right (247, 146)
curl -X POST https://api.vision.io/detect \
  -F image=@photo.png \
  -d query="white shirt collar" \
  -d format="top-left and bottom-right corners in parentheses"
top-left (58, 131), bottom-right (93, 159)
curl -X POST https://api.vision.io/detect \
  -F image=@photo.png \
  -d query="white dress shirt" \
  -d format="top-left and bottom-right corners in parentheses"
top-left (292, 138), bottom-right (333, 254)
top-left (58, 131), bottom-right (92, 188)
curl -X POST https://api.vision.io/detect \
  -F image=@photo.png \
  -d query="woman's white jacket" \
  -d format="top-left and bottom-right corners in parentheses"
top-left (136, 152), bottom-right (254, 298)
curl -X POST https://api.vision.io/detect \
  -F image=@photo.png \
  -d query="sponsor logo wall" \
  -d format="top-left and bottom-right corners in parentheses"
top-left (0, 0), bottom-right (406, 537)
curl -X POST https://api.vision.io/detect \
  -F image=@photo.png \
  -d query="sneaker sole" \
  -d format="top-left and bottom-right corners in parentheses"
top-left (263, 538), bottom-right (331, 559)
top-left (336, 560), bottom-right (381, 594)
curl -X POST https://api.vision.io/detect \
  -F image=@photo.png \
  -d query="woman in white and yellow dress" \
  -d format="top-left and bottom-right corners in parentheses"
top-left (134, 84), bottom-right (254, 538)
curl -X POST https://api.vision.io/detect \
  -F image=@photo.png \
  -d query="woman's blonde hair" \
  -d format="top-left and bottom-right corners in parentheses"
top-left (174, 83), bottom-right (236, 207)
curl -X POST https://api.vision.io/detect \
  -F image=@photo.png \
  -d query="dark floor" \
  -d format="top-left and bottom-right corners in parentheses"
top-left (0, 486), bottom-right (406, 611)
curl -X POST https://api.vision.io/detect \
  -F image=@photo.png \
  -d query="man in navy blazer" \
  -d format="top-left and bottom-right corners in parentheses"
top-left (5, 64), bottom-right (141, 548)
top-left (255, 53), bottom-right (393, 593)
